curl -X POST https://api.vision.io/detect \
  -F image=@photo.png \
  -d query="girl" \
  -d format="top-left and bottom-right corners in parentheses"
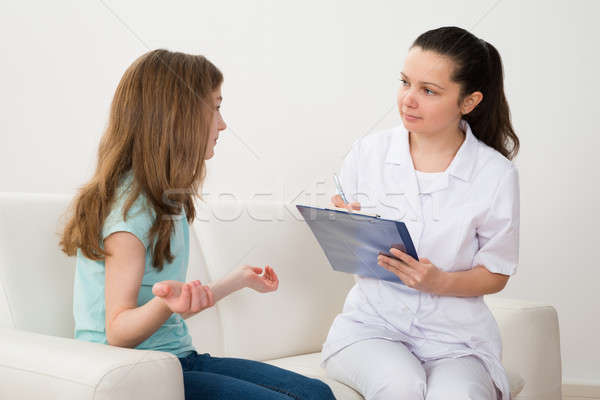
top-left (322, 26), bottom-right (520, 400)
top-left (60, 49), bottom-right (335, 400)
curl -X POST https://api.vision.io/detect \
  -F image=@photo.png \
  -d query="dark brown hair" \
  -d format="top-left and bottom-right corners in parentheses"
top-left (59, 49), bottom-right (223, 271)
top-left (412, 26), bottom-right (519, 160)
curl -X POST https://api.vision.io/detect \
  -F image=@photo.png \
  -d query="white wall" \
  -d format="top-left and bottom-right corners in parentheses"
top-left (1, 0), bottom-right (598, 385)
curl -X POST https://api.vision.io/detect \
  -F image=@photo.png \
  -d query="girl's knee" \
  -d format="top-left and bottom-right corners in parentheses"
top-left (310, 378), bottom-right (336, 400)
top-left (292, 377), bottom-right (334, 400)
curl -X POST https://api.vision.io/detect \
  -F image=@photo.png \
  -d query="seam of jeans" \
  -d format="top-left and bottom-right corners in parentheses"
top-left (259, 384), bottom-right (300, 400)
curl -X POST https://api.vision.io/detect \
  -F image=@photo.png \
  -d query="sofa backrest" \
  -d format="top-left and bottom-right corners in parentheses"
top-left (190, 200), bottom-right (355, 360)
top-left (0, 193), bottom-right (355, 361)
top-left (0, 193), bottom-right (76, 338)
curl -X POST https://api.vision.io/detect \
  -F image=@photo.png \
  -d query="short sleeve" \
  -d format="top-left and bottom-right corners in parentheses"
top-left (101, 194), bottom-right (155, 250)
top-left (472, 165), bottom-right (520, 275)
top-left (339, 139), bottom-right (360, 202)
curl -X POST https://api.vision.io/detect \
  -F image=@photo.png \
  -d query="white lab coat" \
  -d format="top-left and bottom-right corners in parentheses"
top-left (321, 120), bottom-right (520, 400)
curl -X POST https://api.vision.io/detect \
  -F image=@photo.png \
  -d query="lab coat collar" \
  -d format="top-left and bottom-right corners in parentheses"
top-left (384, 119), bottom-right (478, 183)
top-left (382, 120), bottom-right (479, 221)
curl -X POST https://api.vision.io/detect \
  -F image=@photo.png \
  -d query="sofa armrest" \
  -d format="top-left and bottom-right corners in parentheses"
top-left (485, 297), bottom-right (562, 400)
top-left (0, 327), bottom-right (184, 400)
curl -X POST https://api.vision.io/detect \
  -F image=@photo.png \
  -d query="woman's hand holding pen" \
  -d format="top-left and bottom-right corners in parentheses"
top-left (331, 195), bottom-right (362, 212)
top-left (378, 249), bottom-right (447, 295)
top-left (152, 279), bottom-right (214, 315)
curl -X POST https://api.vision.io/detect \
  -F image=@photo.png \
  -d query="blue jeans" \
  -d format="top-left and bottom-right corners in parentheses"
top-left (177, 351), bottom-right (336, 400)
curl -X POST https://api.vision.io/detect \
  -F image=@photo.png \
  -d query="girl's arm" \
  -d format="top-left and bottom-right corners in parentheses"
top-left (178, 275), bottom-right (241, 320)
top-left (177, 265), bottom-right (278, 320)
top-left (104, 231), bottom-right (173, 348)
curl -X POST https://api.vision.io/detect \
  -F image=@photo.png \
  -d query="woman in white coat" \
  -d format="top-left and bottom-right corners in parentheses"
top-left (322, 26), bottom-right (521, 400)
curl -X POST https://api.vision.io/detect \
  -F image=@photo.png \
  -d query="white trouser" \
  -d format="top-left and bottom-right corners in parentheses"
top-left (323, 338), bottom-right (499, 400)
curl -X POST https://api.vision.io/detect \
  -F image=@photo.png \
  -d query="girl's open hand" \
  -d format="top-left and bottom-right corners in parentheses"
top-left (152, 279), bottom-right (214, 315)
top-left (238, 265), bottom-right (279, 293)
top-left (377, 249), bottom-right (447, 294)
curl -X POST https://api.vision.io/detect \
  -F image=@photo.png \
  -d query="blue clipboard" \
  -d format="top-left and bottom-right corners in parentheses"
top-left (296, 204), bottom-right (419, 284)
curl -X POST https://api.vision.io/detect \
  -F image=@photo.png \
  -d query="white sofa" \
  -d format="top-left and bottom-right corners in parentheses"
top-left (0, 193), bottom-right (562, 399)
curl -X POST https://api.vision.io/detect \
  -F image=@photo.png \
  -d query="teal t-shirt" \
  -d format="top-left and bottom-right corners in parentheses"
top-left (73, 172), bottom-right (195, 357)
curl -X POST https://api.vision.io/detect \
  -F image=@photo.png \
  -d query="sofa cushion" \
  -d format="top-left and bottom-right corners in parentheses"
top-left (265, 352), bottom-right (525, 399)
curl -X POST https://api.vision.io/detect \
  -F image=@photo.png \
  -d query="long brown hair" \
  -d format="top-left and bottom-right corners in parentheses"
top-left (412, 26), bottom-right (520, 160)
top-left (59, 49), bottom-right (223, 271)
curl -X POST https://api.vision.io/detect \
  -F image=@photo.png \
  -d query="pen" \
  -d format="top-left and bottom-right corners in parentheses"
top-left (333, 173), bottom-right (381, 218)
top-left (333, 173), bottom-right (349, 204)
